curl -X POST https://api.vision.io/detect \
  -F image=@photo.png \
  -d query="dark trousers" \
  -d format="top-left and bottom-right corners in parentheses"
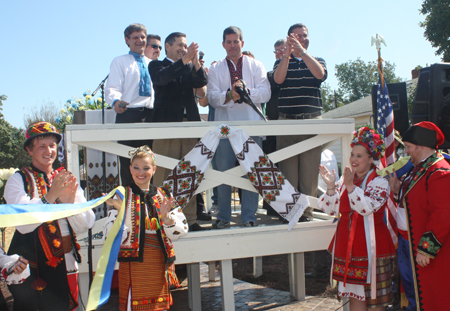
top-left (115, 108), bottom-right (153, 186)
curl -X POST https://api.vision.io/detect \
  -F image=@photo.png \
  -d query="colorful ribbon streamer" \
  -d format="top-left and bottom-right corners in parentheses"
top-left (0, 187), bottom-right (122, 228)
top-left (377, 156), bottom-right (413, 178)
top-left (0, 187), bottom-right (125, 310)
top-left (86, 187), bottom-right (125, 310)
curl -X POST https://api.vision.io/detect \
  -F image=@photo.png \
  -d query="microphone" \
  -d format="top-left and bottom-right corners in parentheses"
top-left (199, 51), bottom-right (205, 60)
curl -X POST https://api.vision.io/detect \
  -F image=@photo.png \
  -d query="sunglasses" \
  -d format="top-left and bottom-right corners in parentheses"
top-left (150, 44), bottom-right (162, 51)
top-left (274, 48), bottom-right (286, 54)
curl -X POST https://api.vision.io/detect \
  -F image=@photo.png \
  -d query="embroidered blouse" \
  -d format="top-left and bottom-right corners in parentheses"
top-left (318, 175), bottom-right (389, 217)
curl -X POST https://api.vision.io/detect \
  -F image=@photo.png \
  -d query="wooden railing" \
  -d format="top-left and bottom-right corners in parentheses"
top-left (66, 118), bottom-right (354, 311)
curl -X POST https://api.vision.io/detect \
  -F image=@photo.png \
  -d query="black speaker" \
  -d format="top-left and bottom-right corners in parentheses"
top-left (371, 82), bottom-right (409, 136)
top-left (412, 63), bottom-right (450, 149)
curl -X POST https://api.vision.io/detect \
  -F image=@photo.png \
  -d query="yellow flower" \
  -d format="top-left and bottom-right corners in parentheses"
top-left (77, 99), bottom-right (82, 103)
top-left (66, 115), bottom-right (72, 122)
top-left (96, 97), bottom-right (102, 103)
top-left (61, 108), bottom-right (66, 114)
top-left (85, 95), bottom-right (91, 100)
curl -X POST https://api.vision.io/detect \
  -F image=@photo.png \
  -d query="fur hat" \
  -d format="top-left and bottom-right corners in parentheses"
top-left (402, 121), bottom-right (445, 149)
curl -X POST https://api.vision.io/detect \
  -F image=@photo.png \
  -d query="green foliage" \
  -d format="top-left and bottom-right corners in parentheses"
top-left (420, 0), bottom-right (450, 62)
top-left (335, 58), bottom-right (404, 103)
top-left (321, 83), bottom-right (349, 112)
top-left (56, 91), bottom-right (109, 131)
top-left (0, 96), bottom-right (31, 171)
top-left (407, 80), bottom-right (418, 121)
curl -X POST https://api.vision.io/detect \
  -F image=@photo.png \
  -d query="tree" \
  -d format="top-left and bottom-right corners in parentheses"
top-left (321, 83), bottom-right (348, 112)
top-left (420, 0), bottom-right (450, 62)
top-left (0, 95), bottom-right (31, 169)
top-left (23, 100), bottom-right (61, 129)
top-left (335, 58), bottom-right (404, 103)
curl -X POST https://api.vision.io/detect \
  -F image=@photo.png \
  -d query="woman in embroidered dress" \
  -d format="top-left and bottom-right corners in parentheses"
top-left (103, 146), bottom-right (188, 311)
top-left (318, 127), bottom-right (396, 311)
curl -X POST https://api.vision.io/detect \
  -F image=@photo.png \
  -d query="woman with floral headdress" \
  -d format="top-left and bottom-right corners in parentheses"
top-left (103, 146), bottom-right (188, 311)
top-left (318, 126), bottom-right (396, 311)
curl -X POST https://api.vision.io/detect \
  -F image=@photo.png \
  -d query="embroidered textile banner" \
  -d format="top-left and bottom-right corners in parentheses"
top-left (162, 124), bottom-right (310, 230)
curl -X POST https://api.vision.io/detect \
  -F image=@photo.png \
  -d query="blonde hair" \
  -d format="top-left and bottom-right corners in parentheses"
top-left (130, 151), bottom-right (155, 166)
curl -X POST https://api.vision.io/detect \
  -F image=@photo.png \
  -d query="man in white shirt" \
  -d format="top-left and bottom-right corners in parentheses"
top-left (4, 122), bottom-right (95, 311)
top-left (105, 23), bottom-right (154, 186)
top-left (207, 26), bottom-right (271, 229)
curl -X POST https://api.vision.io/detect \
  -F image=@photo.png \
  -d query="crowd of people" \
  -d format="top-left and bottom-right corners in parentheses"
top-left (104, 22), bottom-right (328, 232)
top-left (1, 21), bottom-right (449, 311)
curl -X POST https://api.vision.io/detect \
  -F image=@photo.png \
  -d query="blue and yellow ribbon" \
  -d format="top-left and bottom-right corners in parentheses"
top-left (0, 187), bottom-right (126, 310)
top-left (87, 187), bottom-right (126, 310)
top-left (377, 156), bottom-right (413, 178)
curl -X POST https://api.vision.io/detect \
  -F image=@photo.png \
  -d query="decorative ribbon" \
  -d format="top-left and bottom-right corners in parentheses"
top-left (343, 210), bottom-right (359, 286)
top-left (343, 169), bottom-right (373, 287)
top-left (0, 187), bottom-right (125, 310)
top-left (364, 213), bottom-right (377, 299)
top-left (128, 145), bottom-right (156, 163)
top-left (377, 156), bottom-right (413, 178)
top-left (0, 188), bottom-right (121, 228)
top-left (86, 187), bottom-right (125, 310)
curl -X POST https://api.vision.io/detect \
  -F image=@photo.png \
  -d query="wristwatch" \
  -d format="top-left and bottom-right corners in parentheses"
top-left (299, 48), bottom-right (306, 57)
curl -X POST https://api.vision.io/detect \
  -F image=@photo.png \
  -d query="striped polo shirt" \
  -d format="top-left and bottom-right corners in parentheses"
top-left (274, 56), bottom-right (327, 115)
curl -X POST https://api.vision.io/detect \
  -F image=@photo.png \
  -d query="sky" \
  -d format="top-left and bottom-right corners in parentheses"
top-left (0, 0), bottom-right (442, 129)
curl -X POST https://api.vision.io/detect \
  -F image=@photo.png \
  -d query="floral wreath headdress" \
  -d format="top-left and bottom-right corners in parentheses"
top-left (128, 145), bottom-right (156, 163)
top-left (350, 126), bottom-right (385, 160)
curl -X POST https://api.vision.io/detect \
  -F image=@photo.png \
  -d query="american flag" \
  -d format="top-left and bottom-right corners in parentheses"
top-left (376, 61), bottom-right (395, 166)
top-left (376, 59), bottom-right (398, 246)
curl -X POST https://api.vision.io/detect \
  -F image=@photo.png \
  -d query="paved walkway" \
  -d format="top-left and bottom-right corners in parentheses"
top-left (168, 263), bottom-right (343, 311)
top-left (3, 203), bottom-right (345, 310)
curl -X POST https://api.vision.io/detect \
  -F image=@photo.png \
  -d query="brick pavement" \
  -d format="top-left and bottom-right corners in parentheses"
top-left (168, 262), bottom-right (343, 311)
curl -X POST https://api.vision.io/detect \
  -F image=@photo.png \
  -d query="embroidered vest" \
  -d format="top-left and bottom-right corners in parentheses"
top-left (118, 186), bottom-right (176, 264)
top-left (18, 167), bottom-right (81, 267)
top-left (7, 166), bottom-right (78, 309)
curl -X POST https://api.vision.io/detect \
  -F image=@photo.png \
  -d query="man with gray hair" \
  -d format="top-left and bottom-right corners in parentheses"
top-left (105, 23), bottom-right (154, 186)
top-left (273, 39), bottom-right (287, 61)
top-left (263, 38), bottom-right (287, 217)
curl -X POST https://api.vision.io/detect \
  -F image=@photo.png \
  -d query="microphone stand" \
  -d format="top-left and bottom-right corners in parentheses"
top-left (87, 74), bottom-right (108, 289)
top-left (92, 74), bottom-right (109, 123)
top-left (236, 79), bottom-right (268, 122)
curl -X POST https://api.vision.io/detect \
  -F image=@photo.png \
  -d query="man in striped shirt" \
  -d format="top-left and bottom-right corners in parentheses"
top-left (273, 23), bottom-right (327, 221)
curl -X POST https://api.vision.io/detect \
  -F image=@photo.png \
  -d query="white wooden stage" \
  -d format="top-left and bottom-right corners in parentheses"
top-left (66, 119), bottom-right (354, 311)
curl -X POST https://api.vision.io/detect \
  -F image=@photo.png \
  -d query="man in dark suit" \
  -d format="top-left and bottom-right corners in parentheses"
top-left (149, 32), bottom-right (208, 231)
